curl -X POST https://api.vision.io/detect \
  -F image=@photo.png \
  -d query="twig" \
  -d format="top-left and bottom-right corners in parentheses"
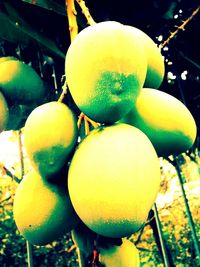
top-left (26, 240), bottom-right (34, 267)
top-left (66, 0), bottom-right (78, 41)
top-left (160, 6), bottom-right (200, 49)
top-left (85, 115), bottom-right (99, 129)
top-left (66, 244), bottom-right (77, 253)
top-left (77, 112), bottom-right (85, 129)
top-left (77, 112), bottom-right (99, 136)
top-left (75, 0), bottom-right (96, 26)
top-left (58, 0), bottom-right (78, 102)
top-left (164, 156), bottom-right (176, 167)
top-left (18, 129), bottom-right (24, 180)
top-left (2, 166), bottom-right (21, 184)
top-left (58, 80), bottom-right (68, 102)
top-left (84, 115), bottom-right (90, 135)
top-left (0, 195), bottom-right (12, 206)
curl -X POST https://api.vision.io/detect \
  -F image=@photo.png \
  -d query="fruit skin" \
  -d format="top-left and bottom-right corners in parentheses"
top-left (0, 91), bottom-right (9, 132)
top-left (126, 26), bottom-right (165, 89)
top-left (24, 101), bottom-right (78, 178)
top-left (0, 59), bottom-right (46, 104)
top-left (68, 123), bottom-right (160, 238)
top-left (13, 170), bottom-right (79, 246)
top-left (99, 239), bottom-right (140, 267)
top-left (65, 21), bottom-right (147, 123)
top-left (0, 56), bottom-right (18, 64)
top-left (119, 88), bottom-right (197, 157)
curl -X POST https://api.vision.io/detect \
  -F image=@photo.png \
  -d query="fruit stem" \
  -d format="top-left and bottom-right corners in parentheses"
top-left (77, 112), bottom-right (85, 128)
top-left (77, 112), bottom-right (100, 135)
top-left (84, 115), bottom-right (90, 135)
top-left (2, 165), bottom-right (21, 184)
top-left (66, 0), bottom-right (78, 41)
top-left (58, 80), bottom-right (68, 102)
top-left (75, 0), bottom-right (96, 26)
top-left (59, 0), bottom-right (78, 103)
top-left (85, 115), bottom-right (100, 129)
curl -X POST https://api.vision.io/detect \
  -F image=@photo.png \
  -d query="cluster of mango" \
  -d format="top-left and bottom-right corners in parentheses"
top-left (8, 21), bottom-right (196, 266)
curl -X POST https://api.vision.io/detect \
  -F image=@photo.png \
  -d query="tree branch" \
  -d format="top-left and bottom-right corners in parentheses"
top-left (160, 6), bottom-right (200, 49)
top-left (2, 166), bottom-right (21, 184)
top-left (66, 0), bottom-right (78, 41)
top-left (75, 0), bottom-right (96, 26)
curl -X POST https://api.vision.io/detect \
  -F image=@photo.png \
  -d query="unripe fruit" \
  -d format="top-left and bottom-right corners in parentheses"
top-left (119, 88), bottom-right (197, 157)
top-left (99, 239), bottom-right (140, 267)
top-left (68, 123), bottom-right (160, 238)
top-left (0, 91), bottom-right (9, 132)
top-left (13, 170), bottom-right (79, 246)
top-left (24, 101), bottom-right (78, 178)
top-left (0, 56), bottom-right (18, 64)
top-left (65, 21), bottom-right (147, 123)
top-left (0, 59), bottom-right (46, 104)
top-left (126, 26), bottom-right (165, 88)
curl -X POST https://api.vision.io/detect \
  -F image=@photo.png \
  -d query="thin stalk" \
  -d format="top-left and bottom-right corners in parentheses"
top-left (18, 129), bottom-right (24, 179)
top-left (174, 158), bottom-right (200, 263)
top-left (77, 249), bottom-right (86, 267)
top-left (160, 6), bottom-right (200, 49)
top-left (153, 203), bottom-right (171, 267)
top-left (26, 240), bottom-right (34, 267)
top-left (52, 64), bottom-right (58, 91)
top-left (66, 0), bottom-right (78, 41)
top-left (75, 0), bottom-right (96, 25)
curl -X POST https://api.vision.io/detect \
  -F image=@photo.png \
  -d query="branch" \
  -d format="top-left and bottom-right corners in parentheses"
top-left (164, 156), bottom-right (176, 167)
top-left (58, 0), bottom-right (78, 102)
top-left (18, 129), bottom-right (24, 179)
top-left (58, 80), bottom-right (68, 102)
top-left (2, 166), bottom-right (21, 184)
top-left (0, 195), bottom-right (12, 206)
top-left (76, 0), bottom-right (96, 26)
top-left (66, 244), bottom-right (77, 253)
top-left (77, 112), bottom-right (99, 136)
top-left (160, 6), bottom-right (200, 49)
top-left (66, 0), bottom-right (78, 41)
